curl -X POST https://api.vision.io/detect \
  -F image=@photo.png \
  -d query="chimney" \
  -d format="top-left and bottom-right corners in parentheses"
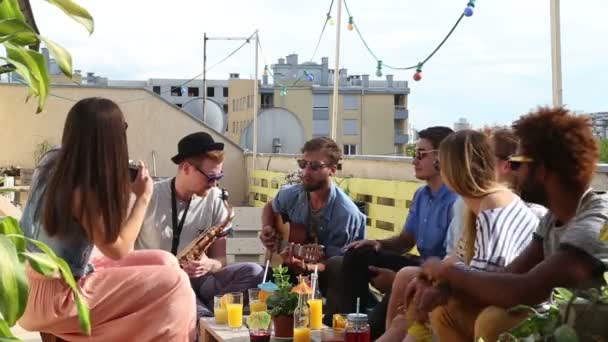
top-left (286, 54), bottom-right (298, 66)
top-left (339, 68), bottom-right (347, 86)
top-left (278, 58), bottom-right (285, 65)
top-left (386, 74), bottom-right (394, 88)
top-left (321, 57), bottom-right (329, 66)
top-left (362, 74), bottom-right (370, 88)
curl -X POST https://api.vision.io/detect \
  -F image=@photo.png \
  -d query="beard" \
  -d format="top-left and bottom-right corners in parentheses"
top-left (302, 177), bottom-right (328, 192)
top-left (519, 176), bottom-right (548, 206)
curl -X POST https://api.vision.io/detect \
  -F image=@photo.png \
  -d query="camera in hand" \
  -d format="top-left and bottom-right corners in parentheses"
top-left (128, 161), bottom-right (139, 182)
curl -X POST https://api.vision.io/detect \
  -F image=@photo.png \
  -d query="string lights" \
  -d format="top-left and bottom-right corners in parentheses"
top-left (343, 0), bottom-right (477, 82)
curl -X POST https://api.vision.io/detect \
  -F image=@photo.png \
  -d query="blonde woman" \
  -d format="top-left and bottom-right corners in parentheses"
top-left (379, 130), bottom-right (539, 342)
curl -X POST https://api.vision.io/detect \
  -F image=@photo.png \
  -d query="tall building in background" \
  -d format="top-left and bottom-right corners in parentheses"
top-left (590, 112), bottom-right (608, 139)
top-left (228, 54), bottom-right (410, 156)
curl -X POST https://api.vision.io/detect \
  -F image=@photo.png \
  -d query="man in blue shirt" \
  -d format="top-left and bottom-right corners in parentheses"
top-left (341, 126), bottom-right (456, 338)
top-left (260, 137), bottom-right (366, 297)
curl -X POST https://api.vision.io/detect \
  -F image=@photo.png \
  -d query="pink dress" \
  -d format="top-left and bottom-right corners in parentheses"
top-left (19, 250), bottom-right (197, 341)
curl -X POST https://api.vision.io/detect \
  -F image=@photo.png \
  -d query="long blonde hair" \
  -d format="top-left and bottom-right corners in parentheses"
top-left (439, 130), bottom-right (507, 263)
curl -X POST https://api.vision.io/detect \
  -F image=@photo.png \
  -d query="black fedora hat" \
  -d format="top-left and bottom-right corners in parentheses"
top-left (171, 132), bottom-right (224, 164)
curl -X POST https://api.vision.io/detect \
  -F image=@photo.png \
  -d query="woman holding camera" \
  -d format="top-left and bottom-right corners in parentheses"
top-left (19, 97), bottom-right (196, 341)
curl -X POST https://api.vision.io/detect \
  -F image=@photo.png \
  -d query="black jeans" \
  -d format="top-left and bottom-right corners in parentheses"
top-left (340, 246), bottom-right (420, 339)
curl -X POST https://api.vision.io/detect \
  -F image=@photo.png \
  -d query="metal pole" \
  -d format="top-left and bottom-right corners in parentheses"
top-left (253, 30), bottom-right (259, 172)
top-left (550, 0), bottom-right (563, 107)
top-left (331, 0), bottom-right (343, 140)
top-left (203, 32), bottom-right (208, 122)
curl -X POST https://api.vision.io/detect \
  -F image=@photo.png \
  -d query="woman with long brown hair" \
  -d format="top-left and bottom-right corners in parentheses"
top-left (378, 130), bottom-right (539, 342)
top-left (18, 98), bottom-right (196, 341)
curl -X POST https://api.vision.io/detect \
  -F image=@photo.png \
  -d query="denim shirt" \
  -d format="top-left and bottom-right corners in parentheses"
top-left (272, 182), bottom-right (366, 257)
top-left (19, 149), bottom-right (93, 277)
top-left (403, 184), bottom-right (457, 260)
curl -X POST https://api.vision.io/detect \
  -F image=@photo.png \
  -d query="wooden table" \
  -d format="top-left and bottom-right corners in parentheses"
top-left (199, 318), bottom-right (324, 342)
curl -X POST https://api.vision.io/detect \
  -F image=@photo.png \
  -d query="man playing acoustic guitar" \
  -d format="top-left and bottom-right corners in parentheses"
top-left (260, 137), bottom-right (366, 308)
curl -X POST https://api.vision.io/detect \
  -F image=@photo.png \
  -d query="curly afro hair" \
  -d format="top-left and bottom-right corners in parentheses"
top-left (513, 106), bottom-right (598, 189)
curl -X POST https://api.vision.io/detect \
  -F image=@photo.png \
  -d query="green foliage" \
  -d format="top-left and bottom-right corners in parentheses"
top-left (266, 265), bottom-right (298, 318)
top-left (498, 281), bottom-right (608, 341)
top-left (0, 0), bottom-right (93, 112)
top-left (0, 217), bottom-right (91, 340)
top-left (600, 139), bottom-right (608, 164)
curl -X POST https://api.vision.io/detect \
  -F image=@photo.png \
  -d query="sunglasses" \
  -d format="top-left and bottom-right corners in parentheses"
top-left (297, 159), bottom-right (329, 171)
top-left (192, 164), bottom-right (224, 182)
top-left (508, 155), bottom-right (534, 171)
top-left (412, 149), bottom-right (438, 160)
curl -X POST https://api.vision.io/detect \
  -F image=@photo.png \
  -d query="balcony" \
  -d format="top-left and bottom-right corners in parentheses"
top-left (394, 130), bottom-right (409, 144)
top-left (395, 105), bottom-right (408, 120)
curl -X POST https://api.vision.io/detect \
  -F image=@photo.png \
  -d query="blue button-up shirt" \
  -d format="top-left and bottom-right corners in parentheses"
top-left (403, 184), bottom-right (457, 260)
top-left (272, 182), bottom-right (366, 257)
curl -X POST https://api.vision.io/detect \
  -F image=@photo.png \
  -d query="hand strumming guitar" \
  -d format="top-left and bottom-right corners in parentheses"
top-left (260, 224), bottom-right (278, 252)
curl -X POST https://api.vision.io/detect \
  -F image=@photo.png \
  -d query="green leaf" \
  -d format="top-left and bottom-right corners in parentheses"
top-left (0, 19), bottom-right (39, 45)
top-left (553, 324), bottom-right (578, 342)
top-left (0, 0), bottom-right (26, 22)
top-left (40, 37), bottom-right (72, 77)
top-left (0, 235), bottom-right (28, 326)
top-left (0, 217), bottom-right (25, 256)
top-left (6, 234), bottom-right (91, 335)
top-left (5, 43), bottom-right (50, 113)
top-left (45, 0), bottom-right (94, 34)
top-left (54, 257), bottom-right (90, 335)
top-left (20, 252), bottom-right (59, 277)
top-left (0, 318), bottom-right (18, 339)
top-left (553, 288), bottom-right (574, 303)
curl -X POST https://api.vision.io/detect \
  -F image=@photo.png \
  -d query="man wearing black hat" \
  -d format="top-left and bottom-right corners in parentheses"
top-left (136, 132), bottom-right (264, 317)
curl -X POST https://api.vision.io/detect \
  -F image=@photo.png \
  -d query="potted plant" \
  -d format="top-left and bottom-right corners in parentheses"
top-left (265, 265), bottom-right (298, 338)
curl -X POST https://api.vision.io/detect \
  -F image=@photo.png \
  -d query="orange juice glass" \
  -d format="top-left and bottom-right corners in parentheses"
top-left (293, 327), bottom-right (311, 342)
top-left (226, 292), bottom-right (243, 329)
top-left (213, 295), bottom-right (228, 324)
top-left (248, 288), bottom-right (268, 313)
top-left (307, 298), bottom-right (323, 329)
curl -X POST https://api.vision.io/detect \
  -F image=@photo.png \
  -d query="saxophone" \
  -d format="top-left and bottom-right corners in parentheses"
top-left (176, 189), bottom-right (235, 268)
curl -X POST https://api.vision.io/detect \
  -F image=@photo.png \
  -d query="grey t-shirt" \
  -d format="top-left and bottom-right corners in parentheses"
top-left (535, 189), bottom-right (608, 286)
top-left (135, 178), bottom-right (230, 254)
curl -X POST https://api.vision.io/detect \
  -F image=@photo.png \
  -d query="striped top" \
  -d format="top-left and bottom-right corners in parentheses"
top-left (456, 196), bottom-right (539, 272)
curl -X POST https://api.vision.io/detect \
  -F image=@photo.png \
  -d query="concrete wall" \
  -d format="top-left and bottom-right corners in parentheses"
top-left (361, 94), bottom-right (397, 155)
top-left (245, 153), bottom-right (608, 190)
top-left (227, 79), bottom-right (256, 143)
top-left (0, 84), bottom-right (248, 205)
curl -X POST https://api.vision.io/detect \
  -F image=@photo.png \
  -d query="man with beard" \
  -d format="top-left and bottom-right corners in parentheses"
top-left (136, 132), bottom-right (263, 317)
top-left (260, 137), bottom-right (366, 305)
top-left (414, 107), bottom-right (608, 342)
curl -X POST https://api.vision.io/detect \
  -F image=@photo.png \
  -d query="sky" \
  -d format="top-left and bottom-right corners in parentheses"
top-left (27, 0), bottom-right (608, 130)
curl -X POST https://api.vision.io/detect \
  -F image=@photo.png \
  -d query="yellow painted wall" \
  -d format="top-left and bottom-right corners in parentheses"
top-left (0, 84), bottom-right (248, 205)
top-left (273, 88), bottom-right (313, 139)
top-left (227, 79), bottom-right (256, 143)
top-left (361, 94), bottom-right (396, 155)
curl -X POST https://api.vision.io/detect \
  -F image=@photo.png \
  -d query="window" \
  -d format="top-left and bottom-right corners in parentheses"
top-left (232, 99), bottom-right (236, 111)
top-left (313, 120), bottom-right (330, 137)
top-left (170, 86), bottom-right (182, 97)
top-left (261, 94), bottom-right (274, 108)
top-left (223, 87), bottom-right (229, 97)
top-left (223, 104), bottom-right (228, 113)
top-left (187, 87), bottom-right (199, 97)
top-left (207, 87), bottom-right (215, 97)
top-left (152, 86), bottom-right (161, 94)
top-left (343, 119), bottom-right (358, 135)
top-left (313, 108), bottom-right (329, 120)
top-left (343, 144), bottom-right (357, 155)
top-left (313, 94), bottom-right (330, 108)
top-left (343, 95), bottom-right (359, 110)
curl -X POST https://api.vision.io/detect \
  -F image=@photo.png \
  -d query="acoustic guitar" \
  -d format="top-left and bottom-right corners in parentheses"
top-left (268, 212), bottom-right (324, 265)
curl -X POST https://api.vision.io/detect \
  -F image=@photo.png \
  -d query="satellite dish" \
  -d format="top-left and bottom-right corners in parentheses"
top-left (182, 97), bottom-right (226, 133)
top-left (240, 108), bottom-right (306, 154)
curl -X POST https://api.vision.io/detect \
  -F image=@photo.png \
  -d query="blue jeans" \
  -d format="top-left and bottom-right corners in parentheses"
top-left (190, 262), bottom-right (264, 318)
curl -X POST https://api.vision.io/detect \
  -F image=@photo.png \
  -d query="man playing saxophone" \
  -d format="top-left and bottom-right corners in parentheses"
top-left (136, 132), bottom-right (264, 318)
